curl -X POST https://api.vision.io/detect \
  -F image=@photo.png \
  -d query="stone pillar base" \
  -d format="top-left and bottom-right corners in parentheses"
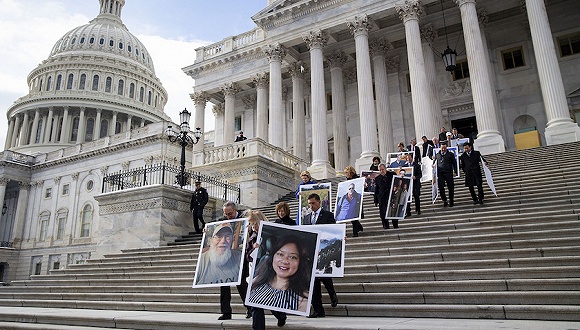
top-left (474, 133), bottom-right (506, 155)
top-left (94, 185), bottom-right (195, 259)
top-left (545, 122), bottom-right (580, 145)
top-left (307, 162), bottom-right (337, 181)
top-left (355, 154), bottom-right (377, 174)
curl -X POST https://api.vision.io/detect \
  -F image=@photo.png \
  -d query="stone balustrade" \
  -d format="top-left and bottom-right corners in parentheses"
top-left (195, 27), bottom-right (264, 62)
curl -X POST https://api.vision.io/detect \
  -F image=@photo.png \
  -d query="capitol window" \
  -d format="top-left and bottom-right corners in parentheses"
top-left (80, 37), bottom-right (85, 44)
top-left (62, 184), bottom-right (70, 196)
top-left (109, 39), bottom-right (114, 47)
top-left (46, 76), bottom-right (52, 91)
top-left (86, 180), bottom-right (94, 192)
top-left (105, 77), bottom-right (112, 93)
top-left (92, 75), bottom-right (99, 91)
top-left (119, 42), bottom-right (123, 50)
top-left (452, 60), bottom-right (470, 81)
top-left (80, 204), bottom-right (93, 237)
top-left (56, 74), bottom-right (62, 90)
top-left (118, 79), bottom-right (124, 95)
top-left (44, 187), bottom-right (52, 199)
top-left (99, 38), bottom-right (104, 45)
top-left (79, 74), bottom-right (86, 90)
top-left (558, 32), bottom-right (580, 57)
top-left (89, 37), bottom-right (95, 44)
top-left (67, 74), bottom-right (74, 90)
top-left (128, 45), bottom-right (132, 52)
top-left (501, 47), bottom-right (526, 70)
top-left (56, 209), bottom-right (68, 240)
top-left (39, 212), bottom-right (50, 241)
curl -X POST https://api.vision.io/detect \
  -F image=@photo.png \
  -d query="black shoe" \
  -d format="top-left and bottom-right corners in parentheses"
top-left (449, 202), bottom-right (454, 207)
top-left (308, 312), bottom-right (325, 318)
top-left (359, 225), bottom-right (364, 232)
top-left (479, 200), bottom-right (484, 205)
top-left (443, 201), bottom-right (448, 207)
top-left (245, 309), bottom-right (252, 319)
top-left (405, 213), bottom-right (411, 217)
top-left (416, 210), bottom-right (421, 215)
top-left (218, 314), bottom-right (231, 320)
top-left (473, 201), bottom-right (479, 205)
top-left (352, 232), bottom-right (359, 237)
top-left (277, 316), bottom-right (287, 327)
top-left (330, 293), bottom-right (338, 307)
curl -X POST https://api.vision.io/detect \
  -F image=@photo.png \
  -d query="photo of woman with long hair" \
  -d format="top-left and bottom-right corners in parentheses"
top-left (247, 222), bottom-right (319, 316)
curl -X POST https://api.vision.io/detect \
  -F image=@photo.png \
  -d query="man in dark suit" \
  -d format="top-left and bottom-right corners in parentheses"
top-left (305, 193), bottom-right (338, 318)
top-left (433, 141), bottom-right (457, 207)
top-left (217, 201), bottom-right (251, 320)
top-left (189, 181), bottom-right (208, 233)
top-left (407, 138), bottom-right (421, 163)
top-left (405, 154), bottom-right (423, 216)
top-left (459, 142), bottom-right (487, 205)
top-left (438, 127), bottom-right (448, 143)
top-left (374, 164), bottom-right (395, 229)
top-left (421, 136), bottom-right (435, 159)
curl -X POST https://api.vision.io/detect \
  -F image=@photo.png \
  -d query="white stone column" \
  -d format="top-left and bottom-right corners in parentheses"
top-left (191, 91), bottom-right (209, 154)
top-left (11, 115), bottom-right (21, 148)
top-left (253, 73), bottom-right (269, 142)
top-left (455, 0), bottom-right (506, 154)
top-left (0, 178), bottom-right (8, 215)
top-left (289, 63), bottom-right (307, 160)
top-left (126, 114), bottom-right (132, 132)
top-left (303, 30), bottom-right (335, 179)
top-left (44, 107), bottom-right (53, 143)
top-left (51, 114), bottom-right (60, 143)
top-left (348, 15), bottom-right (380, 170)
top-left (212, 104), bottom-right (225, 146)
top-left (265, 44), bottom-right (286, 148)
top-left (420, 24), bottom-right (444, 130)
top-left (221, 82), bottom-right (239, 144)
top-left (5, 118), bottom-right (15, 150)
top-left (94, 109), bottom-right (102, 139)
top-left (110, 111), bottom-right (118, 136)
top-left (396, 1), bottom-right (437, 145)
top-left (60, 106), bottom-right (70, 143)
top-left (77, 107), bottom-right (86, 142)
top-left (370, 39), bottom-right (394, 158)
top-left (327, 51), bottom-right (349, 171)
top-left (29, 109), bottom-right (40, 144)
top-left (525, 0), bottom-right (580, 144)
top-left (18, 111), bottom-right (30, 146)
top-left (11, 182), bottom-right (30, 247)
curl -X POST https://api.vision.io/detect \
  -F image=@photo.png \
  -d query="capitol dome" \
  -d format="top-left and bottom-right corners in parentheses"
top-left (4, 0), bottom-right (170, 155)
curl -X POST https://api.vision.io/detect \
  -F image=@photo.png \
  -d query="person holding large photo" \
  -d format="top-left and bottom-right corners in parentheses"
top-left (244, 210), bottom-right (288, 329)
top-left (374, 164), bottom-right (395, 229)
top-left (196, 222), bottom-right (241, 285)
top-left (295, 171), bottom-right (316, 225)
top-left (405, 154), bottom-right (422, 216)
top-left (459, 142), bottom-right (487, 205)
top-left (340, 166), bottom-right (364, 237)
top-left (433, 141), bottom-right (457, 207)
top-left (304, 193), bottom-right (338, 318)
top-left (275, 202), bottom-right (295, 226)
top-left (217, 201), bottom-right (252, 321)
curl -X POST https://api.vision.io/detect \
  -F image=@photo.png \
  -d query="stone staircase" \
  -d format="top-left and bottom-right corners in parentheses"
top-left (1, 142), bottom-right (580, 329)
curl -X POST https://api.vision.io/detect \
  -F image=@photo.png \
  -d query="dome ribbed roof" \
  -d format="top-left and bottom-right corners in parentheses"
top-left (49, 0), bottom-right (155, 73)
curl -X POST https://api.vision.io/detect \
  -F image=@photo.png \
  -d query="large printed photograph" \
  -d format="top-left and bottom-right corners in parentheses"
top-left (334, 178), bottom-right (365, 223)
top-left (299, 183), bottom-right (332, 225)
top-left (386, 176), bottom-right (412, 220)
top-left (192, 218), bottom-right (248, 288)
top-left (312, 223), bottom-right (346, 278)
top-left (246, 222), bottom-right (320, 316)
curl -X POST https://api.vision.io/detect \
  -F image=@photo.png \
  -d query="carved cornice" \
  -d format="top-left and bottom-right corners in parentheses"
top-left (303, 30), bottom-right (328, 50)
top-left (454, 0), bottom-right (476, 7)
top-left (347, 15), bottom-right (372, 37)
top-left (343, 67), bottom-right (358, 84)
top-left (264, 43), bottom-right (287, 62)
top-left (121, 161), bottom-right (130, 171)
top-left (326, 51), bottom-right (348, 69)
top-left (18, 182), bottom-right (31, 190)
top-left (100, 166), bottom-right (109, 176)
top-left (71, 172), bottom-right (79, 180)
top-left (54, 176), bottom-right (61, 184)
top-left (253, 0), bottom-right (345, 30)
top-left (252, 72), bottom-right (270, 89)
top-left (99, 197), bottom-right (190, 215)
top-left (0, 178), bottom-right (9, 186)
top-left (220, 82), bottom-right (240, 97)
top-left (369, 38), bottom-right (393, 58)
top-left (477, 7), bottom-right (489, 27)
top-left (183, 46), bottom-right (265, 79)
top-left (288, 62), bottom-right (308, 79)
top-left (191, 91), bottom-right (210, 105)
top-left (420, 23), bottom-right (438, 44)
top-left (396, 0), bottom-right (424, 23)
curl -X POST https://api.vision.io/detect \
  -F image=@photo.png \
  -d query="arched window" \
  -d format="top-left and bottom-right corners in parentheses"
top-left (105, 77), bottom-right (112, 93)
top-left (99, 38), bottom-right (104, 45)
top-left (39, 211), bottom-right (50, 241)
top-left (47, 76), bottom-right (52, 91)
top-left (56, 74), bottom-right (62, 90)
top-left (100, 119), bottom-right (108, 138)
top-left (56, 209), bottom-right (68, 240)
top-left (147, 91), bottom-right (152, 105)
top-left (80, 205), bottom-right (92, 237)
top-left (109, 39), bottom-right (114, 47)
top-left (85, 117), bottom-right (94, 141)
top-left (67, 73), bottom-right (74, 90)
top-left (79, 74), bottom-right (86, 90)
top-left (71, 117), bottom-right (79, 142)
top-left (119, 42), bottom-right (123, 50)
top-left (92, 75), bottom-right (99, 91)
top-left (39, 79), bottom-right (44, 92)
top-left (89, 37), bottom-right (95, 44)
top-left (129, 83), bottom-right (135, 98)
top-left (115, 121), bottom-right (122, 134)
top-left (139, 87), bottom-right (144, 102)
top-left (117, 79), bottom-right (124, 95)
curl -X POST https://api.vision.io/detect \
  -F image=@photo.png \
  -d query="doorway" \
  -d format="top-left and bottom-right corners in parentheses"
top-left (451, 116), bottom-right (478, 142)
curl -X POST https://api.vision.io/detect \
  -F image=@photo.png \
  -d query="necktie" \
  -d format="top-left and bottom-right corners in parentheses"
top-left (312, 212), bottom-right (317, 224)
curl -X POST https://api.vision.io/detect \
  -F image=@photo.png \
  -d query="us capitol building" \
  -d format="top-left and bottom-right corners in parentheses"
top-left (0, 0), bottom-right (579, 281)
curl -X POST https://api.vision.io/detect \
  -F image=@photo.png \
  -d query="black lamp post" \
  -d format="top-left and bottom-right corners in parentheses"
top-left (164, 108), bottom-right (203, 188)
top-left (440, 0), bottom-right (457, 72)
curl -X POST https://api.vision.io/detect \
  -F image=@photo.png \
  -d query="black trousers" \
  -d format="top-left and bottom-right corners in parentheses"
top-left (220, 261), bottom-right (249, 314)
top-left (406, 181), bottom-right (421, 214)
top-left (192, 207), bottom-right (205, 233)
top-left (311, 278), bottom-right (336, 315)
top-left (251, 308), bottom-right (286, 330)
top-left (437, 172), bottom-right (454, 204)
top-left (378, 202), bottom-right (397, 228)
top-left (468, 182), bottom-right (484, 202)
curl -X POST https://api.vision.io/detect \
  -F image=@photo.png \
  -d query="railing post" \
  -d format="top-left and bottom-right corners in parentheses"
top-left (161, 161), bottom-right (166, 185)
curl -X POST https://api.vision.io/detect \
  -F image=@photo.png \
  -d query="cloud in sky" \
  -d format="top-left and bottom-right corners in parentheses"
top-left (0, 0), bottom-right (265, 149)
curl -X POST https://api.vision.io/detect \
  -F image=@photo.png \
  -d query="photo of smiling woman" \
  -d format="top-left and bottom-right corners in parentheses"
top-left (246, 222), bottom-right (319, 316)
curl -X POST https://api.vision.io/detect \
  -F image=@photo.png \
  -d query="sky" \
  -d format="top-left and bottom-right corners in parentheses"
top-left (0, 0), bottom-right (268, 149)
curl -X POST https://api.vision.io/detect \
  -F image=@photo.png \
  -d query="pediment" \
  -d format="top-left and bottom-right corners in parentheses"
top-left (252, 0), bottom-right (343, 29)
